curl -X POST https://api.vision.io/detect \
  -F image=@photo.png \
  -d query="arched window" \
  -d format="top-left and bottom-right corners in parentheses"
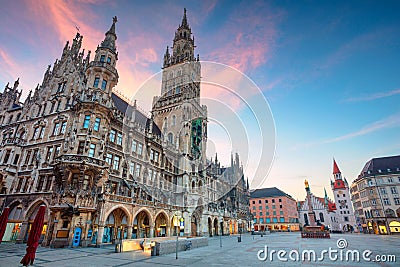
top-left (192, 181), bottom-right (196, 192)
top-left (167, 133), bottom-right (173, 144)
top-left (172, 115), bottom-right (176, 126)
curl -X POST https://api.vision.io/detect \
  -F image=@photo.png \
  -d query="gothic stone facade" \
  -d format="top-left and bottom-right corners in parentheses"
top-left (0, 11), bottom-right (251, 247)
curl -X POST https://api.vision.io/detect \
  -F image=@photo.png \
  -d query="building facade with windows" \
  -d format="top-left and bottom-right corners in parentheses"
top-left (250, 187), bottom-right (300, 232)
top-left (0, 10), bottom-right (251, 247)
top-left (350, 155), bottom-right (400, 234)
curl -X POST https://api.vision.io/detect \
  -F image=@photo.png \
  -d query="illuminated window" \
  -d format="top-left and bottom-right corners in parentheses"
top-left (88, 144), bottom-right (95, 157)
top-left (83, 115), bottom-right (90, 128)
top-left (94, 118), bottom-right (101, 131)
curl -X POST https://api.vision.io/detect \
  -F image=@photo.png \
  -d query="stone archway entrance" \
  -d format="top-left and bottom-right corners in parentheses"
top-left (102, 208), bottom-right (129, 244)
top-left (2, 202), bottom-right (23, 242)
top-left (25, 202), bottom-right (49, 244)
top-left (214, 218), bottom-right (219, 236)
top-left (155, 212), bottom-right (168, 237)
top-left (133, 210), bottom-right (151, 238)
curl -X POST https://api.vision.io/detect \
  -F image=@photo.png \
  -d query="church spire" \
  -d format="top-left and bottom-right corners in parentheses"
top-left (181, 8), bottom-right (188, 28)
top-left (100, 16), bottom-right (118, 52)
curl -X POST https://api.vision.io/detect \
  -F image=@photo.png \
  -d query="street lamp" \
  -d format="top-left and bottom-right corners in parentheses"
top-left (238, 219), bottom-right (242, 242)
top-left (172, 213), bottom-right (180, 259)
top-left (219, 215), bottom-right (223, 248)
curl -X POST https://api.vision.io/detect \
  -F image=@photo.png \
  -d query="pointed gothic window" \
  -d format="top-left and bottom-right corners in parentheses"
top-left (172, 115), bottom-right (176, 126)
top-left (168, 133), bottom-right (173, 144)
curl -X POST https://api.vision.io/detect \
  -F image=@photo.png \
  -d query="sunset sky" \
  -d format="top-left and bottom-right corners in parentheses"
top-left (1, 0), bottom-right (400, 201)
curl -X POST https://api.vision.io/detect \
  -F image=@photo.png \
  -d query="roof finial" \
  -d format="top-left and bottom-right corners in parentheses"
top-left (182, 8), bottom-right (188, 27)
top-left (13, 78), bottom-right (20, 90)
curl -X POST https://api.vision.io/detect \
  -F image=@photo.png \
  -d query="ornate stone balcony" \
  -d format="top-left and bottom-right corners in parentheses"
top-left (88, 61), bottom-right (118, 77)
top-left (1, 137), bottom-right (26, 146)
top-left (57, 154), bottom-right (106, 168)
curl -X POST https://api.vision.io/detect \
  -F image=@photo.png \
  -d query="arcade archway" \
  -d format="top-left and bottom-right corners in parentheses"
top-left (133, 210), bottom-right (151, 238)
top-left (102, 208), bottom-right (129, 243)
top-left (208, 217), bottom-right (212, 236)
top-left (154, 212), bottom-right (168, 237)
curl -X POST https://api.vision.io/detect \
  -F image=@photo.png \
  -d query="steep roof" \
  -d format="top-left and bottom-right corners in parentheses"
top-left (333, 159), bottom-right (341, 174)
top-left (250, 187), bottom-right (294, 200)
top-left (111, 92), bottom-right (161, 136)
top-left (359, 155), bottom-right (400, 178)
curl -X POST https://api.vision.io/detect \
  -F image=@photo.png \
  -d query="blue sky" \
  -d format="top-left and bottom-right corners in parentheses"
top-left (0, 0), bottom-right (399, 200)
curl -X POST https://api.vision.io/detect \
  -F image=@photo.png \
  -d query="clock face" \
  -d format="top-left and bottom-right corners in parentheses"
top-left (338, 190), bottom-right (343, 194)
top-left (191, 118), bottom-right (202, 159)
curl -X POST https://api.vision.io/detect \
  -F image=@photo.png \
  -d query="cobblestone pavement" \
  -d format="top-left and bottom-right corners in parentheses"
top-left (0, 233), bottom-right (399, 266)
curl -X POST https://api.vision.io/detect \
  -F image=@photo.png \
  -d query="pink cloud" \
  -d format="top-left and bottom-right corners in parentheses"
top-left (204, 2), bottom-right (285, 73)
top-left (26, 0), bottom-right (103, 52)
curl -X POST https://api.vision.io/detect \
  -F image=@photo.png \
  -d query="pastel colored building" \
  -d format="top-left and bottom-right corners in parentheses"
top-left (350, 155), bottom-right (400, 234)
top-left (250, 187), bottom-right (300, 232)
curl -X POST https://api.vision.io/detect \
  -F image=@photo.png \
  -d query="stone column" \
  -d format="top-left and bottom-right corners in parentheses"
top-left (201, 215), bottom-right (208, 237)
top-left (49, 216), bottom-right (59, 248)
top-left (49, 176), bottom-right (55, 191)
top-left (127, 225), bottom-right (133, 239)
top-left (16, 221), bottom-right (29, 244)
top-left (166, 225), bottom-right (171, 237)
top-left (183, 211), bottom-right (191, 236)
top-left (150, 225), bottom-right (154, 238)
top-left (97, 225), bottom-right (105, 247)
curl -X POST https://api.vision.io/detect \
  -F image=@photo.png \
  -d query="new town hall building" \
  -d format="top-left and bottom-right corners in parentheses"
top-left (0, 10), bottom-right (251, 247)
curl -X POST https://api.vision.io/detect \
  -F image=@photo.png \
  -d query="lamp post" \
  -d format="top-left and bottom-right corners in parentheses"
top-left (173, 213), bottom-right (179, 259)
top-left (219, 215), bottom-right (223, 248)
top-left (238, 219), bottom-right (242, 242)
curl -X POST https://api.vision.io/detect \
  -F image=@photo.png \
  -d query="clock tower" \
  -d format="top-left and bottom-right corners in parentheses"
top-left (331, 159), bottom-right (357, 232)
top-left (152, 9), bottom-right (207, 208)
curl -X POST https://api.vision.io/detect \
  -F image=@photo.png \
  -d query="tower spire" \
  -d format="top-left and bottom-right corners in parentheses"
top-left (333, 158), bottom-right (341, 174)
top-left (100, 16), bottom-right (118, 52)
top-left (181, 8), bottom-right (188, 27)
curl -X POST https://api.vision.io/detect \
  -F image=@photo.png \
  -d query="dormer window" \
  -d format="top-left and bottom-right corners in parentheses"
top-left (107, 57), bottom-right (111, 63)
top-left (100, 55), bottom-right (105, 62)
